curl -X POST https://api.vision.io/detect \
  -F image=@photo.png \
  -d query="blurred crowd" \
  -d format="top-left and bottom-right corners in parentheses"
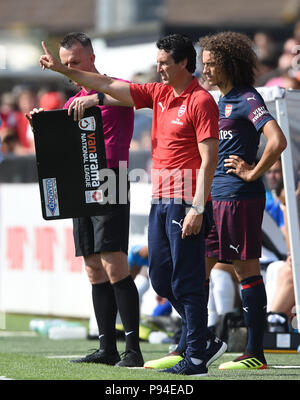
top-left (2, 22), bottom-right (300, 155)
top-left (0, 86), bottom-right (67, 156)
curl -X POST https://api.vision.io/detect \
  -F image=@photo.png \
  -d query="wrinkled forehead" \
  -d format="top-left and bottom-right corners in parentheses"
top-left (157, 49), bottom-right (174, 62)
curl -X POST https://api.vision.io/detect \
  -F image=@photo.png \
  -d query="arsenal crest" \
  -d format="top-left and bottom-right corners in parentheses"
top-left (225, 104), bottom-right (232, 118)
top-left (178, 105), bottom-right (187, 118)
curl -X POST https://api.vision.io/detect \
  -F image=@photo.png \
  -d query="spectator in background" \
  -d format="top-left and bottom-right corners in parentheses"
top-left (264, 34), bottom-right (300, 89)
top-left (39, 91), bottom-right (66, 111)
top-left (14, 88), bottom-right (37, 154)
top-left (0, 89), bottom-right (68, 155)
top-left (130, 108), bottom-right (152, 151)
top-left (265, 179), bottom-right (296, 332)
top-left (130, 67), bottom-right (158, 150)
top-left (0, 92), bottom-right (16, 133)
top-left (0, 91), bottom-right (29, 155)
top-left (259, 159), bottom-right (289, 279)
top-left (131, 65), bottom-right (160, 86)
top-left (128, 244), bottom-right (173, 317)
top-left (253, 31), bottom-right (280, 62)
top-left (131, 72), bottom-right (150, 84)
top-left (264, 159), bottom-right (285, 234)
top-left (266, 255), bottom-right (294, 333)
top-left (253, 31), bottom-right (282, 87)
top-left (0, 92), bottom-right (17, 154)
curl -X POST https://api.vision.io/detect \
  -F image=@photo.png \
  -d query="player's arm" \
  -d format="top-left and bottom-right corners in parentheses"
top-left (40, 42), bottom-right (134, 107)
top-left (182, 137), bottom-right (219, 239)
top-left (67, 93), bottom-right (131, 120)
top-left (225, 120), bottom-right (287, 181)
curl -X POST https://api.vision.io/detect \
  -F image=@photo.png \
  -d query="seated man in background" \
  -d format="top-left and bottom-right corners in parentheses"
top-left (265, 179), bottom-right (297, 332)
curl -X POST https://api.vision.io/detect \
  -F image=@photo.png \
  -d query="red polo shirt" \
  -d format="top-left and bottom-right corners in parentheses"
top-left (130, 77), bottom-right (219, 200)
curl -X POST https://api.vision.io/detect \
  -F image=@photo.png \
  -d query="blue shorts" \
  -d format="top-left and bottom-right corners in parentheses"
top-left (205, 197), bottom-right (265, 262)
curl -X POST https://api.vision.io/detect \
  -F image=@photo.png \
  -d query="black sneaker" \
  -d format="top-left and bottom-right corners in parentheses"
top-left (161, 356), bottom-right (208, 376)
top-left (70, 349), bottom-right (120, 365)
top-left (205, 337), bottom-right (227, 367)
top-left (115, 349), bottom-right (144, 367)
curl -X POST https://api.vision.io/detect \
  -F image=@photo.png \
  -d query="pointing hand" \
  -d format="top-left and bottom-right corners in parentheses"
top-left (39, 41), bottom-right (66, 74)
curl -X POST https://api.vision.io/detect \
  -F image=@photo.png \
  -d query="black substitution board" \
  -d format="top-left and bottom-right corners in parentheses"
top-left (32, 107), bottom-right (114, 220)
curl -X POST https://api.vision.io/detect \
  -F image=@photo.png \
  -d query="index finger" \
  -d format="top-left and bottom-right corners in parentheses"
top-left (181, 227), bottom-right (188, 240)
top-left (68, 100), bottom-right (75, 116)
top-left (41, 41), bottom-right (51, 55)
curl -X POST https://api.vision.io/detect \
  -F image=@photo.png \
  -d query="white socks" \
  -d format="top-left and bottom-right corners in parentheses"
top-left (208, 269), bottom-right (235, 327)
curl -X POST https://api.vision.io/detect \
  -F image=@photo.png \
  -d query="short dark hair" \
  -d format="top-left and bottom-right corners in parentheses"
top-left (60, 32), bottom-right (93, 52)
top-left (156, 34), bottom-right (196, 73)
top-left (199, 31), bottom-right (257, 87)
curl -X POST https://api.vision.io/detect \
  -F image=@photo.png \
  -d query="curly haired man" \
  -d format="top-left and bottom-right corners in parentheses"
top-left (199, 31), bottom-right (287, 370)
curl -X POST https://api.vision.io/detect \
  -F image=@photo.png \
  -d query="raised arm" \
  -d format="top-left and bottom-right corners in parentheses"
top-left (40, 42), bottom-right (134, 107)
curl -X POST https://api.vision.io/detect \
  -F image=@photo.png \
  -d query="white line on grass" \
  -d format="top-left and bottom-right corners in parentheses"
top-left (46, 355), bottom-right (85, 359)
top-left (0, 376), bottom-right (14, 380)
top-left (271, 366), bottom-right (300, 369)
top-left (0, 331), bottom-right (37, 337)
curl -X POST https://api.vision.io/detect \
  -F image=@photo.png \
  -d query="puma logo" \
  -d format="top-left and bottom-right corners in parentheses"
top-left (230, 244), bottom-right (240, 254)
top-left (247, 95), bottom-right (256, 101)
top-left (172, 219), bottom-right (184, 229)
top-left (158, 102), bottom-right (165, 112)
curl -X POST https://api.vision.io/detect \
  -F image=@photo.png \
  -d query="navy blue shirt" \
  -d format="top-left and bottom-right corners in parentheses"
top-left (212, 86), bottom-right (274, 200)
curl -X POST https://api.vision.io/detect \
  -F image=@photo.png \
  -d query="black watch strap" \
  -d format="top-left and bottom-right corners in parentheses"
top-left (97, 92), bottom-right (104, 105)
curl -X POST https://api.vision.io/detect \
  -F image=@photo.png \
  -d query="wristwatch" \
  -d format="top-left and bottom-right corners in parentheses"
top-left (191, 204), bottom-right (204, 214)
top-left (97, 92), bottom-right (104, 105)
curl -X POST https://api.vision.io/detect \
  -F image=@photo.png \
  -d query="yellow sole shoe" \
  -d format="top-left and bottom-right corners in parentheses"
top-left (144, 352), bottom-right (183, 369)
top-left (219, 355), bottom-right (267, 370)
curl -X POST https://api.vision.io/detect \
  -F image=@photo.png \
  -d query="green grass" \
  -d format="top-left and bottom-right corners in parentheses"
top-left (1, 314), bottom-right (300, 381)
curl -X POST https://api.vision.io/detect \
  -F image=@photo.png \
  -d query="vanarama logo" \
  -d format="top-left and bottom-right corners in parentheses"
top-left (79, 116), bottom-right (96, 131)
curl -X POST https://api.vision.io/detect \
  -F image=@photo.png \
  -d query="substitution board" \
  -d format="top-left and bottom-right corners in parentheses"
top-left (32, 107), bottom-right (114, 220)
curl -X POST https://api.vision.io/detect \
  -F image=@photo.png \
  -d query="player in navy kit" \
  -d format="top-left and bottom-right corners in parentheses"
top-left (199, 31), bottom-right (287, 370)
